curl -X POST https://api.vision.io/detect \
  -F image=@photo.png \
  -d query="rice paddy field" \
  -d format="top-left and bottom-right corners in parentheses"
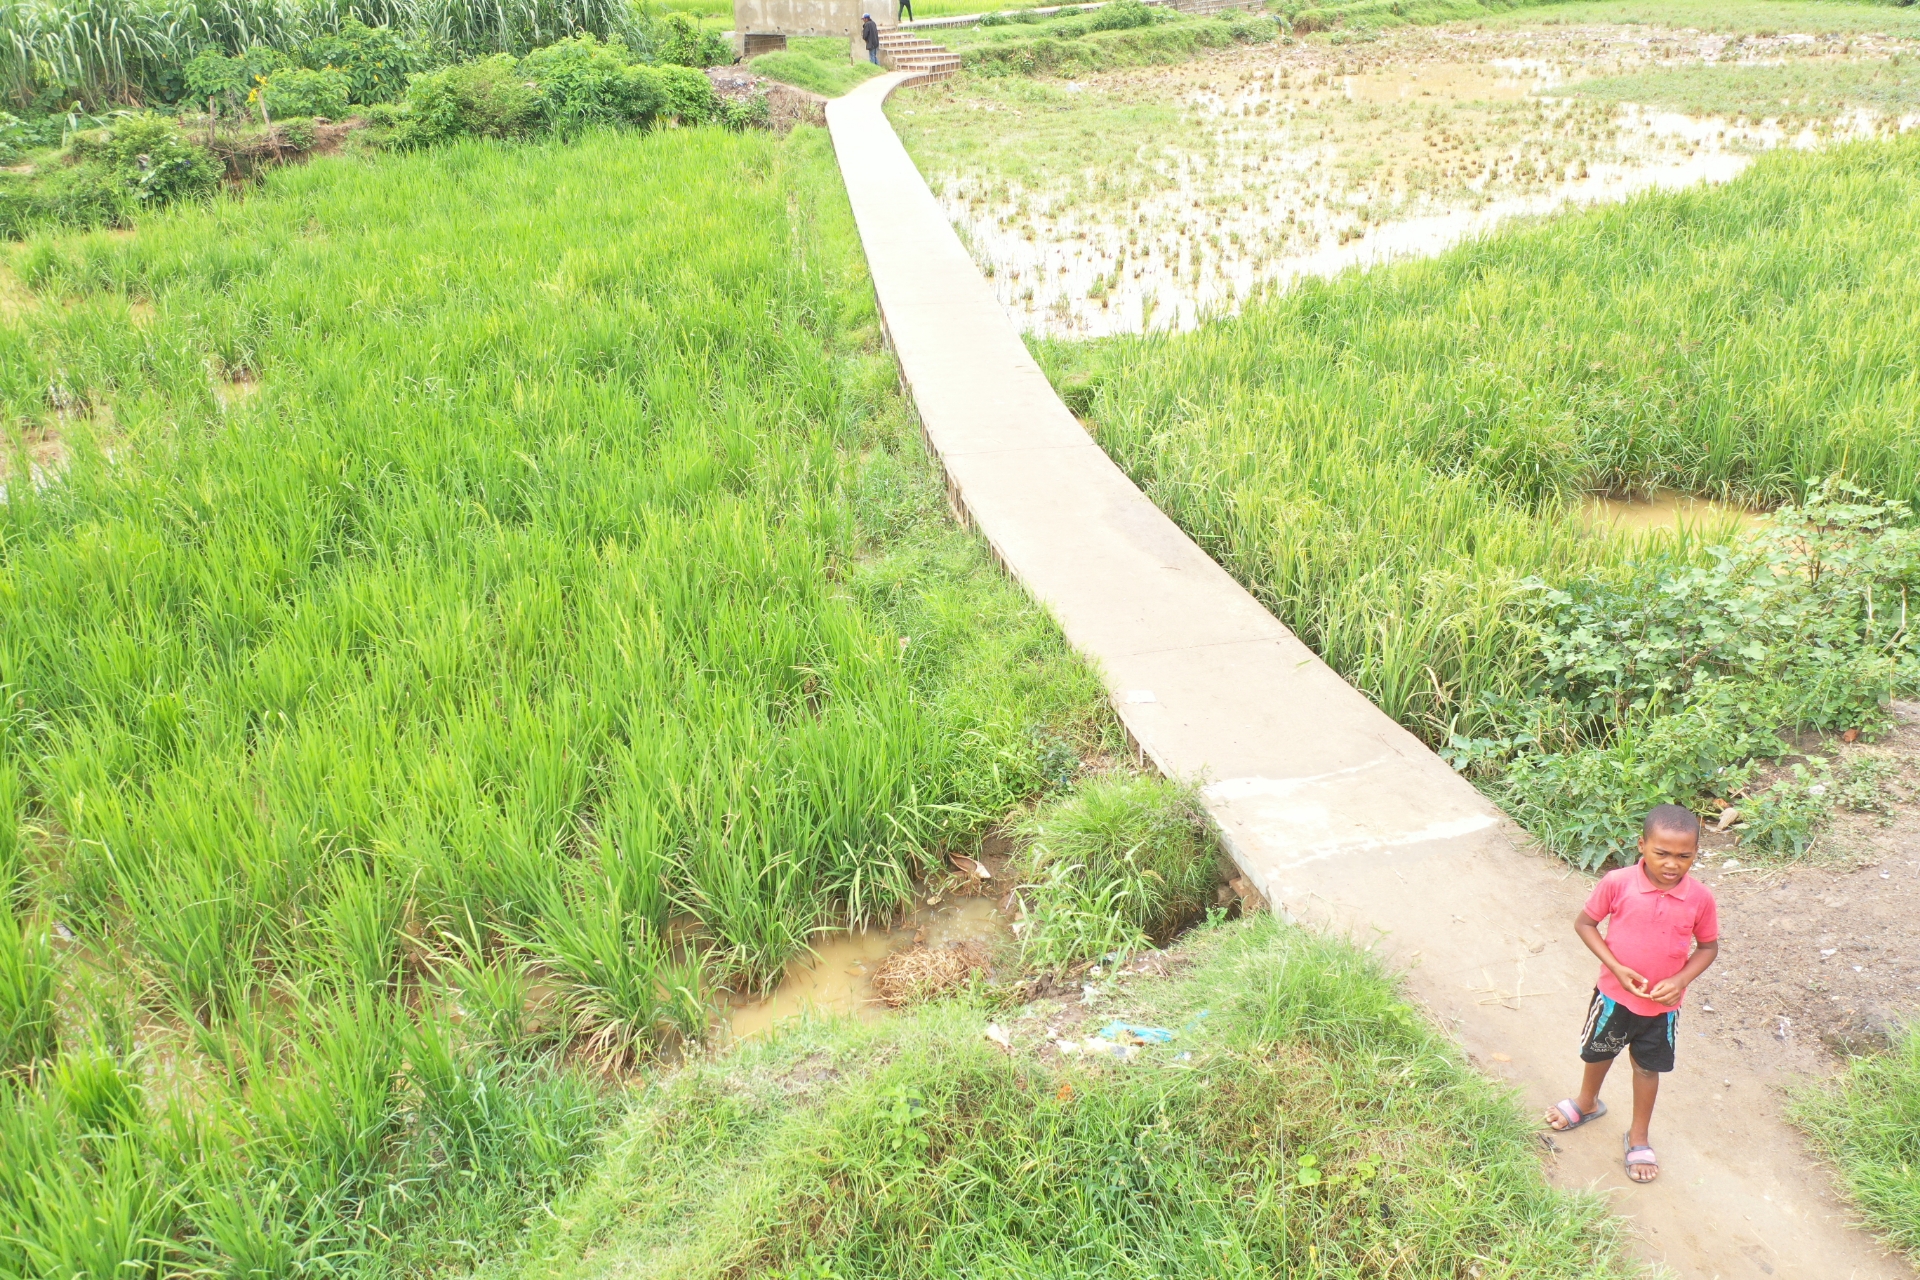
top-left (0, 123), bottom-right (1124, 1273)
top-left (890, 0), bottom-right (1920, 335)
top-left (885, 0), bottom-right (1920, 1253)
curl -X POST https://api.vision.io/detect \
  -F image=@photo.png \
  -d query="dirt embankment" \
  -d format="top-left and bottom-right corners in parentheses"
top-left (707, 67), bottom-right (829, 132)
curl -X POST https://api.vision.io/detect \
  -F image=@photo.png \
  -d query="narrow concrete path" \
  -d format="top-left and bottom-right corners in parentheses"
top-left (827, 73), bottom-right (1910, 1280)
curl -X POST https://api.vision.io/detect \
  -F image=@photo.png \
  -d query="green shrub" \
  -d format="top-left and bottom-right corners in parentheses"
top-left (650, 62), bottom-right (719, 123)
top-left (647, 11), bottom-right (732, 68)
top-left (521, 35), bottom-right (664, 133)
top-left (28, 114), bottom-right (224, 235)
top-left (298, 18), bottom-right (414, 104)
top-left (260, 66), bottom-right (351, 120)
top-left (1016, 774), bottom-right (1217, 971)
top-left (182, 45), bottom-right (289, 112)
top-left (396, 55), bottom-right (541, 146)
top-left (1086, 0), bottom-right (1157, 31)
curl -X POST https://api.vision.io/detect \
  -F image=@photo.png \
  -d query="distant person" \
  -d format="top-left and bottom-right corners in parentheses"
top-left (898, 0), bottom-right (914, 21)
top-left (862, 13), bottom-right (880, 63)
top-left (1544, 804), bottom-right (1719, 1185)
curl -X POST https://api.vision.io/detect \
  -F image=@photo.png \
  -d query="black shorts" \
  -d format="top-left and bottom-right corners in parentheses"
top-left (1578, 988), bottom-right (1679, 1073)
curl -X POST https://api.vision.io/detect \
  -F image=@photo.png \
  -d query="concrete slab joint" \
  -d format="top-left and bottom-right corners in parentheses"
top-left (823, 72), bottom-right (1912, 1280)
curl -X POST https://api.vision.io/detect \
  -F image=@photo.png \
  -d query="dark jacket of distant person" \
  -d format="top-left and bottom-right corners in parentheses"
top-left (861, 13), bottom-right (880, 61)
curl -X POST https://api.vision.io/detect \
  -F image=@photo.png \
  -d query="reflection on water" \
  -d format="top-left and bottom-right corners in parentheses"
top-left (1581, 490), bottom-right (1764, 540)
top-left (722, 895), bottom-right (1011, 1043)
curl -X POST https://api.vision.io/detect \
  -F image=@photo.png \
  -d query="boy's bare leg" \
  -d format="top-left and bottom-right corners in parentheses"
top-left (1546, 1059), bottom-right (1614, 1128)
top-left (1628, 1059), bottom-right (1660, 1177)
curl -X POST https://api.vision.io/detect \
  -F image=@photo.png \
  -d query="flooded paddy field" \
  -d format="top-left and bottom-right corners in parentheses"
top-left (891, 10), bottom-right (1920, 335)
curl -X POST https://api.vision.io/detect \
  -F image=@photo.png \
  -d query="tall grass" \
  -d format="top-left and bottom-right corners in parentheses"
top-left (1795, 1027), bottom-right (1920, 1262)
top-left (0, 122), bottom-right (1105, 1274)
top-left (1044, 134), bottom-right (1920, 741)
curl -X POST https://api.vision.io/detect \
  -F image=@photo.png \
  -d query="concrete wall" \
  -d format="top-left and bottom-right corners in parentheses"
top-left (733, 0), bottom-right (893, 40)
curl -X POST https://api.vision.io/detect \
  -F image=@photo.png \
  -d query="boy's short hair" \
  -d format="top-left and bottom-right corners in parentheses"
top-left (1643, 804), bottom-right (1700, 841)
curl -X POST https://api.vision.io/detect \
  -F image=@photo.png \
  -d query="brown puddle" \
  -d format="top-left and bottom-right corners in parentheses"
top-left (721, 895), bottom-right (1013, 1043)
top-left (1581, 490), bottom-right (1764, 540)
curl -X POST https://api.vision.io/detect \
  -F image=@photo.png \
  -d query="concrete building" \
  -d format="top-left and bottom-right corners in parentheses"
top-left (734, 0), bottom-right (891, 57)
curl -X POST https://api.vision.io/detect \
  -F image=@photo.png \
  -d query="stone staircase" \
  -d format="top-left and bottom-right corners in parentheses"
top-left (877, 30), bottom-right (961, 83)
top-left (1165, 0), bottom-right (1261, 13)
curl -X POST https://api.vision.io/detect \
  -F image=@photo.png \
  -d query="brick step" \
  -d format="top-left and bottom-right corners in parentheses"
top-left (877, 29), bottom-right (959, 76)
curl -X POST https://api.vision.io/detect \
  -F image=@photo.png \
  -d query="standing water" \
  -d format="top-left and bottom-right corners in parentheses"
top-left (721, 895), bottom-right (1013, 1042)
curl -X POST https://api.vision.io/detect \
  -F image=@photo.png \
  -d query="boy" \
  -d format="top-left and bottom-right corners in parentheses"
top-left (1544, 804), bottom-right (1719, 1184)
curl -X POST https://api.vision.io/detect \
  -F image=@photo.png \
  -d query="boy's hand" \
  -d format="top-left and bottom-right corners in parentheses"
top-left (1645, 977), bottom-right (1686, 1007)
top-left (1610, 964), bottom-right (1652, 998)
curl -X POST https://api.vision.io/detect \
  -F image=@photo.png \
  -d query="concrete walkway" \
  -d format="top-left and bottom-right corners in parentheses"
top-left (827, 72), bottom-right (1910, 1280)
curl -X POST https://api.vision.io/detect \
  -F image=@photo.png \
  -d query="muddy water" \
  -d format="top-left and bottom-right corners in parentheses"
top-left (1581, 491), bottom-right (1765, 539)
top-left (722, 895), bottom-right (1011, 1042)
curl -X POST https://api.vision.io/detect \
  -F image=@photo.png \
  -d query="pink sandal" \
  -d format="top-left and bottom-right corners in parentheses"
top-left (1545, 1098), bottom-right (1607, 1132)
top-left (1623, 1133), bottom-right (1659, 1183)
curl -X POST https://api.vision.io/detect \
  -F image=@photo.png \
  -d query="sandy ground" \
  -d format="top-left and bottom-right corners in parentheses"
top-left (892, 20), bottom-right (1920, 336)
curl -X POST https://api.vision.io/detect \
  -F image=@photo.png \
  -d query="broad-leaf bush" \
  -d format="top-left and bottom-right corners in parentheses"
top-left (260, 66), bottom-right (351, 119)
top-left (396, 55), bottom-right (542, 145)
top-left (1487, 481), bottom-right (1915, 866)
top-left (2, 113), bottom-right (220, 236)
top-left (393, 38), bottom-right (721, 147)
top-left (298, 18), bottom-right (414, 103)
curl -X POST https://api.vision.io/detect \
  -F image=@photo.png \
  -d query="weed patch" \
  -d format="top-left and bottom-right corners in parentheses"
top-left (501, 918), bottom-right (1634, 1280)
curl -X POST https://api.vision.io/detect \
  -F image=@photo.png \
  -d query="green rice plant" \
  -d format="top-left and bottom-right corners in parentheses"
top-left (11, 1128), bottom-right (174, 1279)
top-left (0, 911), bottom-right (57, 1072)
top-left (439, 936), bottom-right (542, 1053)
top-left (118, 847), bottom-right (262, 1018)
top-left (1016, 773), bottom-right (1216, 971)
top-left (1796, 1026), bottom-right (1920, 1260)
top-left (0, 762), bottom-right (23, 904)
top-left (1048, 133), bottom-right (1920, 865)
top-left (0, 117), bottom-right (1106, 1273)
top-left (50, 1043), bottom-right (143, 1137)
top-left (525, 873), bottom-right (709, 1058)
top-left (313, 859), bottom-right (407, 992)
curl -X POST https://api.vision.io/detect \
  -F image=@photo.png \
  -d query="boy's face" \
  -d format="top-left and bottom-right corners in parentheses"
top-left (1638, 826), bottom-right (1700, 889)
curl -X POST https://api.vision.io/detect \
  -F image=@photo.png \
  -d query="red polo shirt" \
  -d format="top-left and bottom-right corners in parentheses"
top-left (1583, 862), bottom-right (1719, 1016)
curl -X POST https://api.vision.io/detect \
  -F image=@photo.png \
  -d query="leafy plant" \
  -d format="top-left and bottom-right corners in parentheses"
top-left (259, 66), bottom-right (351, 119)
top-left (395, 54), bottom-right (541, 145)
top-left (298, 19), bottom-right (413, 104)
top-left (1835, 754), bottom-right (1903, 817)
top-left (1735, 762), bottom-right (1833, 857)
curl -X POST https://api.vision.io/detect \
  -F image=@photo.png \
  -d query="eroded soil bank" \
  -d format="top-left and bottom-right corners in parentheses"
top-left (892, 18), bottom-right (1920, 335)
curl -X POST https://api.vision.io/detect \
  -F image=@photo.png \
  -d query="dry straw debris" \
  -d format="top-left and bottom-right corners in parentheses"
top-left (870, 940), bottom-right (991, 1007)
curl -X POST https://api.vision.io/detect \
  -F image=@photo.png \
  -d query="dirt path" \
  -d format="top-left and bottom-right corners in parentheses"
top-left (828, 70), bottom-right (1911, 1279)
